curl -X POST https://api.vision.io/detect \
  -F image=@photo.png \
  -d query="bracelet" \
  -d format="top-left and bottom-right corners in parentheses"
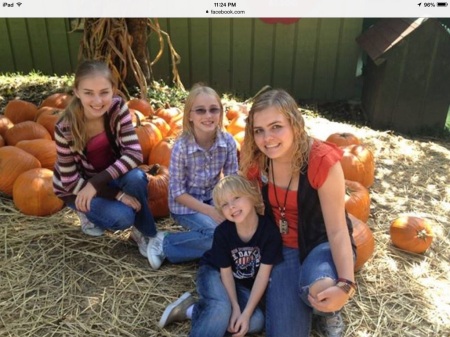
top-left (117, 192), bottom-right (125, 201)
top-left (337, 278), bottom-right (357, 290)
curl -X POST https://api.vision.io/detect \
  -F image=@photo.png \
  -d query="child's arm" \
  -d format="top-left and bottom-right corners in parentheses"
top-left (220, 267), bottom-right (240, 310)
top-left (231, 263), bottom-right (273, 337)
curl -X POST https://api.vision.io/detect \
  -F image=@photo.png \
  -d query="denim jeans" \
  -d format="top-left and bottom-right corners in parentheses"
top-left (67, 168), bottom-right (157, 237)
top-left (163, 212), bottom-right (217, 263)
top-left (265, 242), bottom-right (338, 337)
top-left (190, 264), bottom-right (265, 337)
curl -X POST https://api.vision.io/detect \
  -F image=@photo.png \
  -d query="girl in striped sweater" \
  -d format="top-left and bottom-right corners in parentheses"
top-left (53, 60), bottom-right (158, 257)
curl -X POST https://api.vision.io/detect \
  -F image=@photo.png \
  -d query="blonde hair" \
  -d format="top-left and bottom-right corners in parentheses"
top-left (240, 89), bottom-right (311, 177)
top-left (61, 60), bottom-right (117, 152)
top-left (181, 83), bottom-right (225, 138)
top-left (212, 175), bottom-right (265, 216)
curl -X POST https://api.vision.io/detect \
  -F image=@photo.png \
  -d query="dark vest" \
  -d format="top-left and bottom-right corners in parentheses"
top-left (262, 165), bottom-right (356, 263)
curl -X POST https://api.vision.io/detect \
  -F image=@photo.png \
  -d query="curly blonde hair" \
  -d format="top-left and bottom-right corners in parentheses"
top-left (240, 89), bottom-right (311, 178)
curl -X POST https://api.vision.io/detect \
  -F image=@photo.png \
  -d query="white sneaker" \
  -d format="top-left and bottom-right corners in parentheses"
top-left (130, 226), bottom-right (149, 258)
top-left (316, 312), bottom-right (345, 337)
top-left (147, 231), bottom-right (166, 270)
top-left (77, 211), bottom-right (104, 237)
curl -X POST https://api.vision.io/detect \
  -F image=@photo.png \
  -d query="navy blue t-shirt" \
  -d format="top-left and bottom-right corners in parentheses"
top-left (201, 215), bottom-right (283, 289)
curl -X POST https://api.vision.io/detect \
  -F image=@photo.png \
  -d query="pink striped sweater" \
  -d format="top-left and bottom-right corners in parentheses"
top-left (53, 96), bottom-right (143, 203)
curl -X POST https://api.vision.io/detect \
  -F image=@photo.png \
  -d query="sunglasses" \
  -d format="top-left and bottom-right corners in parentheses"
top-left (191, 107), bottom-right (221, 115)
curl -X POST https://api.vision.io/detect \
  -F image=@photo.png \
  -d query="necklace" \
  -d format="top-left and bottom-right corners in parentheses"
top-left (270, 160), bottom-right (293, 234)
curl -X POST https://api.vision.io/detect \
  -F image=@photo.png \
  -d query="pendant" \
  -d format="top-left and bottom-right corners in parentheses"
top-left (279, 218), bottom-right (289, 234)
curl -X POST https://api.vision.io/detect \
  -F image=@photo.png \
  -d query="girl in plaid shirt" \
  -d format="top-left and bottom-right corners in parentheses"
top-left (147, 84), bottom-right (238, 270)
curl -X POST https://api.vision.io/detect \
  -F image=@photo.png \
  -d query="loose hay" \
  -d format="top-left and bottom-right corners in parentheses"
top-left (1, 116), bottom-right (449, 337)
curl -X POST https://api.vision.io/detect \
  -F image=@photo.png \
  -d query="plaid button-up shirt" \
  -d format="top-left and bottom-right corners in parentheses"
top-left (169, 130), bottom-right (238, 215)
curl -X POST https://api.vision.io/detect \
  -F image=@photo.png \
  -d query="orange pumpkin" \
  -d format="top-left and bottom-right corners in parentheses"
top-left (129, 108), bottom-right (145, 127)
top-left (149, 116), bottom-right (172, 138)
top-left (154, 106), bottom-right (183, 126)
top-left (4, 99), bottom-right (39, 124)
top-left (0, 146), bottom-right (42, 196)
top-left (326, 132), bottom-right (361, 147)
top-left (16, 139), bottom-right (57, 170)
top-left (140, 164), bottom-right (170, 218)
top-left (127, 98), bottom-right (154, 117)
top-left (4, 121), bottom-right (52, 146)
top-left (148, 138), bottom-right (175, 167)
top-left (35, 106), bottom-right (63, 140)
top-left (349, 214), bottom-right (375, 272)
top-left (345, 180), bottom-right (370, 222)
top-left (0, 115), bottom-right (14, 137)
top-left (134, 121), bottom-right (163, 164)
top-left (40, 93), bottom-right (72, 109)
top-left (226, 115), bottom-right (247, 136)
top-left (340, 144), bottom-right (375, 188)
top-left (13, 168), bottom-right (64, 216)
top-left (390, 216), bottom-right (433, 254)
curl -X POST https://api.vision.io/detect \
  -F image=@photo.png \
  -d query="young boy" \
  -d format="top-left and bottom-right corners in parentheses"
top-left (158, 175), bottom-right (283, 337)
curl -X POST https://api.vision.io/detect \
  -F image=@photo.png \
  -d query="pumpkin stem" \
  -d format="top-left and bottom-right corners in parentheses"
top-left (416, 229), bottom-right (432, 240)
top-left (148, 163), bottom-right (161, 176)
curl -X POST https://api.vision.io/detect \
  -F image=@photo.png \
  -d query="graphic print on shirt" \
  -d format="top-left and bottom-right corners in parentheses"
top-left (231, 246), bottom-right (261, 280)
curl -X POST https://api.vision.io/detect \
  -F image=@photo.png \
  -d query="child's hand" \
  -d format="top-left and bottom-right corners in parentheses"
top-left (76, 183), bottom-right (97, 212)
top-left (227, 307), bottom-right (241, 334)
top-left (230, 312), bottom-right (251, 337)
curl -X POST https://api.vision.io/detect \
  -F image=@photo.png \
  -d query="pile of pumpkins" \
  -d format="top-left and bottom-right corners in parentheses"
top-left (0, 96), bottom-right (433, 263)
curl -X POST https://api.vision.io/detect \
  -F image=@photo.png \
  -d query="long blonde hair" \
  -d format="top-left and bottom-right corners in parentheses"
top-left (212, 175), bottom-right (265, 216)
top-left (61, 60), bottom-right (117, 152)
top-left (181, 83), bottom-right (225, 138)
top-left (240, 89), bottom-right (311, 177)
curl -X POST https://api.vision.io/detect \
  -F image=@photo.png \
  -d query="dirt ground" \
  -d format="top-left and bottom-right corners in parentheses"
top-left (1, 113), bottom-right (449, 337)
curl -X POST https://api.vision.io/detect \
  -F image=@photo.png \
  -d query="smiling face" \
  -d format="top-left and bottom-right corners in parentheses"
top-left (189, 93), bottom-right (222, 137)
top-left (252, 106), bottom-right (296, 162)
top-left (219, 192), bottom-right (256, 226)
top-left (74, 74), bottom-right (114, 120)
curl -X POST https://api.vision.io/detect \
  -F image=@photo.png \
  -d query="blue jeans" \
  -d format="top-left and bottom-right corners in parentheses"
top-left (190, 264), bottom-right (264, 337)
top-left (67, 168), bottom-right (156, 237)
top-left (163, 212), bottom-right (217, 263)
top-left (265, 242), bottom-right (338, 337)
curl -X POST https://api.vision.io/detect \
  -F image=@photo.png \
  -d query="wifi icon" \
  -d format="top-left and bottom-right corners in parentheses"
top-left (16, 2), bottom-right (22, 6)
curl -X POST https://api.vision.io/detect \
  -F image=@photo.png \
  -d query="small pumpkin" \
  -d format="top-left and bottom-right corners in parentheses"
top-left (13, 168), bottom-right (64, 216)
top-left (140, 164), bottom-right (170, 218)
top-left (40, 93), bottom-right (72, 109)
top-left (0, 146), bottom-right (42, 196)
top-left (226, 114), bottom-right (247, 136)
top-left (134, 121), bottom-right (163, 164)
top-left (154, 106), bottom-right (183, 126)
top-left (4, 99), bottom-right (39, 124)
top-left (326, 132), bottom-right (361, 147)
top-left (349, 214), bottom-right (375, 272)
top-left (345, 180), bottom-right (370, 222)
top-left (127, 98), bottom-right (154, 117)
top-left (35, 106), bottom-right (63, 140)
top-left (390, 216), bottom-right (433, 254)
top-left (340, 144), bottom-right (375, 188)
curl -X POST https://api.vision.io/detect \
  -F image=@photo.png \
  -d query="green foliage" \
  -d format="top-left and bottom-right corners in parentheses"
top-left (146, 80), bottom-right (188, 109)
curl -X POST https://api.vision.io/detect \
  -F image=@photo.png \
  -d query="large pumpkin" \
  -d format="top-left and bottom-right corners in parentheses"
top-left (4, 99), bottom-right (38, 124)
top-left (4, 121), bottom-right (52, 146)
top-left (390, 216), bottom-right (433, 254)
top-left (345, 180), bottom-right (370, 222)
top-left (148, 138), bottom-right (175, 167)
top-left (140, 164), bottom-right (169, 218)
top-left (16, 139), bottom-right (57, 170)
top-left (134, 121), bottom-right (163, 164)
top-left (326, 132), bottom-right (361, 147)
top-left (340, 144), bottom-right (375, 188)
top-left (13, 168), bottom-right (64, 216)
top-left (349, 214), bottom-right (375, 272)
top-left (226, 114), bottom-right (247, 136)
top-left (0, 146), bottom-right (42, 196)
top-left (35, 106), bottom-right (63, 140)
top-left (40, 93), bottom-right (72, 109)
